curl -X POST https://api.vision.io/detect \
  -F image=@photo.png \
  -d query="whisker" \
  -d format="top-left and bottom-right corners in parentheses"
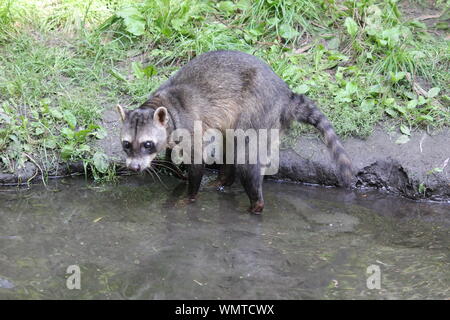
top-left (153, 159), bottom-right (185, 167)
top-left (145, 168), bottom-right (157, 183)
top-left (149, 166), bottom-right (169, 189)
top-left (153, 159), bottom-right (175, 164)
top-left (152, 162), bottom-right (186, 179)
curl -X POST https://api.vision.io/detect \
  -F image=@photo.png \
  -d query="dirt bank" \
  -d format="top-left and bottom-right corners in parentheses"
top-left (276, 127), bottom-right (449, 201)
top-left (1, 108), bottom-right (449, 202)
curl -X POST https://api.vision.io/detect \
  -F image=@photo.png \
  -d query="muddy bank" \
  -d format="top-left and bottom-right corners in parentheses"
top-left (276, 127), bottom-right (450, 201)
top-left (1, 108), bottom-right (449, 201)
top-left (0, 160), bottom-right (85, 186)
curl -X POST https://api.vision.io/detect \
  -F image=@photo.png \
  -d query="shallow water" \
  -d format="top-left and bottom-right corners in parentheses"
top-left (0, 175), bottom-right (448, 299)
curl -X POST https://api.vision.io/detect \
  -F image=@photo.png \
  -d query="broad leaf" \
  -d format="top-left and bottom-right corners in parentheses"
top-left (278, 24), bottom-right (300, 40)
top-left (344, 17), bottom-right (358, 37)
top-left (400, 125), bottom-right (410, 136)
top-left (93, 152), bottom-right (109, 173)
top-left (63, 110), bottom-right (77, 129)
top-left (427, 87), bottom-right (440, 98)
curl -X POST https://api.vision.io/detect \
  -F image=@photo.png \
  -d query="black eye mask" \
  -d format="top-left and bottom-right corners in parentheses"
top-left (142, 141), bottom-right (156, 154)
top-left (122, 141), bottom-right (131, 150)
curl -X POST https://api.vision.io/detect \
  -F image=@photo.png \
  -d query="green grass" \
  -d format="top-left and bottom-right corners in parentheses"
top-left (0, 0), bottom-right (449, 179)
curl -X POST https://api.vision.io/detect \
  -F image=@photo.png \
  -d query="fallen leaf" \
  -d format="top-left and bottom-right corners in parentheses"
top-left (293, 44), bottom-right (313, 54)
top-left (395, 135), bottom-right (410, 144)
top-left (417, 13), bottom-right (442, 20)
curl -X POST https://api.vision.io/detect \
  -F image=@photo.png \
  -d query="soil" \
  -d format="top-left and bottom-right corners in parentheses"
top-left (399, 0), bottom-right (449, 38)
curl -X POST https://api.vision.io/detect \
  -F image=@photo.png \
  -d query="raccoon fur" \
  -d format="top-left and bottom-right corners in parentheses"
top-left (117, 50), bottom-right (353, 213)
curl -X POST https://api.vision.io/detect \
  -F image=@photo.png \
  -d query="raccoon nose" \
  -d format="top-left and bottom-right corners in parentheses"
top-left (129, 163), bottom-right (141, 172)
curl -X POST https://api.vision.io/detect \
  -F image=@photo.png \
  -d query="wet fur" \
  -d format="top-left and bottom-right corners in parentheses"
top-left (120, 50), bottom-right (353, 213)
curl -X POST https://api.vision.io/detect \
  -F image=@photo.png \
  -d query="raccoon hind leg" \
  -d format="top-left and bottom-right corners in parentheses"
top-left (238, 164), bottom-right (264, 214)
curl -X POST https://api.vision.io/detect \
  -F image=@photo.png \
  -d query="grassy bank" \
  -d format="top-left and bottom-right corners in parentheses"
top-left (0, 0), bottom-right (448, 180)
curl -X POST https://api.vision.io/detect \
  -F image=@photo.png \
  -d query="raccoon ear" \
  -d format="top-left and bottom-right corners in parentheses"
top-left (154, 106), bottom-right (168, 127)
top-left (116, 105), bottom-right (128, 122)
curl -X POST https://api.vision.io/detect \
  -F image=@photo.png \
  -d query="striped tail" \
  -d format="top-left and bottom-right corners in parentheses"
top-left (282, 93), bottom-right (353, 187)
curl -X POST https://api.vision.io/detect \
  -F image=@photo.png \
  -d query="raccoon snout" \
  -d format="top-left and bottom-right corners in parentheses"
top-left (126, 155), bottom-right (154, 173)
top-left (129, 163), bottom-right (141, 172)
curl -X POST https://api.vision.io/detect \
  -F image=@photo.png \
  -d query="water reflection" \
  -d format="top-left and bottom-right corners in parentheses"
top-left (0, 175), bottom-right (448, 299)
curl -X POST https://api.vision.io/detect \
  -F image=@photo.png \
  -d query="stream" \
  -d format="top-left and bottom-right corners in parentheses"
top-left (0, 175), bottom-right (448, 299)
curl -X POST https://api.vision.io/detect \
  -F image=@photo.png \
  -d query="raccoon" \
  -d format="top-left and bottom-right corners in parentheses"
top-left (117, 50), bottom-right (352, 213)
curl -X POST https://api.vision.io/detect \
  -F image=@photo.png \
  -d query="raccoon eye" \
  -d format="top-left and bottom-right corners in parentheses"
top-left (143, 141), bottom-right (155, 150)
top-left (122, 141), bottom-right (131, 149)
